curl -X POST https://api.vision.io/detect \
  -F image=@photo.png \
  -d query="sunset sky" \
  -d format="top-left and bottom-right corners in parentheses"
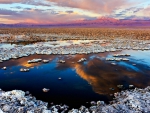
top-left (0, 0), bottom-right (150, 24)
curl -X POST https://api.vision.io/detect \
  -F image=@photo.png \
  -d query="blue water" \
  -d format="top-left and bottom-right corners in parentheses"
top-left (0, 50), bottom-right (150, 108)
top-left (0, 55), bottom-right (107, 108)
top-left (118, 62), bottom-right (142, 72)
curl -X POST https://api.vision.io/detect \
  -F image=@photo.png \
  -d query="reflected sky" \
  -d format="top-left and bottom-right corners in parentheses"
top-left (0, 49), bottom-right (150, 108)
top-left (0, 40), bottom-right (101, 49)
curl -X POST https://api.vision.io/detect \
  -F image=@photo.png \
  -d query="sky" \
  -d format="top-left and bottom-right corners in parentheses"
top-left (0, 0), bottom-right (150, 24)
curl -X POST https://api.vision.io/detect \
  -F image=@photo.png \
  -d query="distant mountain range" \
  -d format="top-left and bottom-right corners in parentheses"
top-left (0, 17), bottom-right (150, 28)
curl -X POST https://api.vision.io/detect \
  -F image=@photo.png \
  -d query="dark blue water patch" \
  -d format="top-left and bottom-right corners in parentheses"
top-left (83, 61), bottom-right (88, 65)
top-left (1, 50), bottom-right (150, 108)
top-left (117, 61), bottom-right (142, 73)
top-left (129, 57), bottom-right (150, 66)
top-left (89, 55), bottom-right (96, 60)
top-left (122, 50), bottom-right (150, 66)
top-left (0, 58), bottom-right (108, 108)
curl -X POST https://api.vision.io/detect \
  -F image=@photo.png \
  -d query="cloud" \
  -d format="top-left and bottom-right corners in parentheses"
top-left (15, 6), bottom-right (22, 9)
top-left (0, 0), bottom-right (150, 24)
top-left (111, 6), bottom-right (145, 19)
top-left (133, 8), bottom-right (143, 13)
top-left (0, 9), bottom-right (20, 16)
top-left (120, 7), bottom-right (144, 14)
top-left (0, 0), bottom-right (51, 6)
top-left (0, 8), bottom-right (95, 24)
top-left (66, 10), bottom-right (74, 14)
top-left (47, 0), bottom-right (135, 14)
top-left (137, 5), bottom-right (150, 16)
top-left (24, 8), bottom-right (32, 10)
top-left (0, 0), bottom-right (22, 4)
top-left (22, 0), bottom-right (51, 6)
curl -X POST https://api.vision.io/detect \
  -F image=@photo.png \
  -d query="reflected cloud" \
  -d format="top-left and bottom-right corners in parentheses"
top-left (55, 52), bottom-right (150, 95)
top-left (0, 54), bottom-right (56, 68)
top-left (1, 50), bottom-right (150, 95)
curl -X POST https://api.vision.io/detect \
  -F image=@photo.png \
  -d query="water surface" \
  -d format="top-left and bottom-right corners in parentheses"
top-left (0, 44), bottom-right (150, 108)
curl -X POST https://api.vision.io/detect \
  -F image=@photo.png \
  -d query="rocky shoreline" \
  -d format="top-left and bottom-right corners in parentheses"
top-left (0, 87), bottom-right (150, 113)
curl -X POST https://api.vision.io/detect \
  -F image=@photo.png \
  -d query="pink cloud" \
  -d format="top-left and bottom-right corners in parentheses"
top-left (47, 0), bottom-right (134, 14)
top-left (0, 8), bottom-right (94, 24)
top-left (0, 0), bottom-right (51, 6)
top-left (0, 0), bottom-right (22, 4)
top-left (0, 0), bottom-right (149, 25)
top-left (138, 5), bottom-right (150, 16)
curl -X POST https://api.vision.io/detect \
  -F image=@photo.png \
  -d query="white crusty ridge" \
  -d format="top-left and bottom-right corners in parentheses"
top-left (0, 86), bottom-right (150, 113)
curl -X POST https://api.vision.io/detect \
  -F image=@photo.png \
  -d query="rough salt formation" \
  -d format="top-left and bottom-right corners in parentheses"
top-left (0, 39), bottom-right (150, 62)
top-left (0, 89), bottom-right (68, 113)
top-left (0, 87), bottom-right (150, 113)
top-left (69, 86), bottom-right (150, 113)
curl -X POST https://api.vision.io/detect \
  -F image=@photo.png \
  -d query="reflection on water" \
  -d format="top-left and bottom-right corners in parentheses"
top-left (0, 40), bottom-right (98, 48)
top-left (0, 50), bottom-right (150, 108)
